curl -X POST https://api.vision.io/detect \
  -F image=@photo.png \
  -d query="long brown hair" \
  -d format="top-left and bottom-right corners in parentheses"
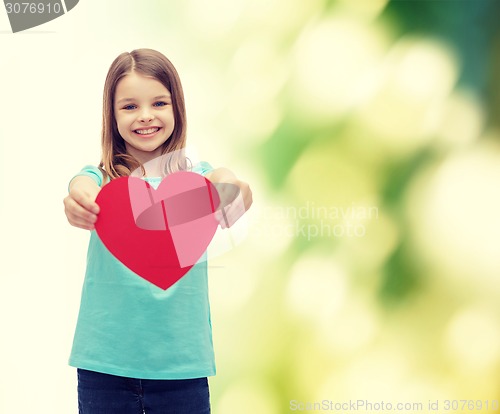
top-left (99, 48), bottom-right (188, 181)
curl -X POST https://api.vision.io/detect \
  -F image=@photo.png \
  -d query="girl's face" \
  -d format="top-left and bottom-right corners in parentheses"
top-left (114, 71), bottom-right (175, 165)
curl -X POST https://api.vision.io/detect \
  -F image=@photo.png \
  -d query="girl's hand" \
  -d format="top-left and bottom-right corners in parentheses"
top-left (63, 176), bottom-right (101, 231)
top-left (206, 168), bottom-right (253, 229)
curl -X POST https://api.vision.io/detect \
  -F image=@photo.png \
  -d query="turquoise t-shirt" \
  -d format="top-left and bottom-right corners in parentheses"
top-left (68, 163), bottom-right (216, 379)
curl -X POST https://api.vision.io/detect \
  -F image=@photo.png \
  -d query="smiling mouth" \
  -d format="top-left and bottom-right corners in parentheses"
top-left (134, 127), bottom-right (161, 135)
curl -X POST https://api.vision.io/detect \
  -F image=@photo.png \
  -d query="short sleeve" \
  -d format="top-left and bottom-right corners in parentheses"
top-left (192, 161), bottom-right (214, 176)
top-left (68, 165), bottom-right (103, 192)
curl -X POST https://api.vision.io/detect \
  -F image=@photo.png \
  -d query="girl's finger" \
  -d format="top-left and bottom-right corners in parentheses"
top-left (214, 183), bottom-right (240, 209)
top-left (66, 212), bottom-right (96, 228)
top-left (220, 200), bottom-right (246, 228)
top-left (70, 219), bottom-right (95, 231)
top-left (70, 190), bottom-right (100, 214)
top-left (65, 198), bottom-right (98, 224)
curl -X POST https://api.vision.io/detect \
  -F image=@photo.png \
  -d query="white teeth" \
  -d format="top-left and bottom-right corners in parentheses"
top-left (135, 128), bottom-right (159, 135)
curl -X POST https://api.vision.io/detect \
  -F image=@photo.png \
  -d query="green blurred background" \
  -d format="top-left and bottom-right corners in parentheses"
top-left (185, 0), bottom-right (500, 412)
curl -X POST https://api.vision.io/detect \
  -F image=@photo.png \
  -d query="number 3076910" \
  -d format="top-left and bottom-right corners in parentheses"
top-left (5, 3), bottom-right (62, 14)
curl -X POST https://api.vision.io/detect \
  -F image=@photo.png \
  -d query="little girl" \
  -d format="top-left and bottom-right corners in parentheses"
top-left (63, 48), bottom-right (252, 414)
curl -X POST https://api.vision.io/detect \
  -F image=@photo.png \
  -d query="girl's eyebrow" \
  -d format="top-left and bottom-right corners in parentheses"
top-left (116, 98), bottom-right (134, 104)
top-left (153, 95), bottom-right (171, 100)
top-left (116, 95), bottom-right (171, 105)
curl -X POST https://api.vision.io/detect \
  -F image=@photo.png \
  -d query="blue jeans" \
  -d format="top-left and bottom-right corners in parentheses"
top-left (77, 369), bottom-right (210, 414)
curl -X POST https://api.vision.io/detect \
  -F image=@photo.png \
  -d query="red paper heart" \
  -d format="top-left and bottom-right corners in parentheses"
top-left (94, 172), bottom-right (220, 290)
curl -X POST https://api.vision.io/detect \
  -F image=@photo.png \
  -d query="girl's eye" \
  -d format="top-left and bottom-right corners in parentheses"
top-left (123, 104), bottom-right (136, 110)
top-left (154, 101), bottom-right (169, 107)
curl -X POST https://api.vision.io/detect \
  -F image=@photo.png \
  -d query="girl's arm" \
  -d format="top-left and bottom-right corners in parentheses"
top-left (205, 168), bottom-right (253, 229)
top-left (63, 176), bottom-right (101, 231)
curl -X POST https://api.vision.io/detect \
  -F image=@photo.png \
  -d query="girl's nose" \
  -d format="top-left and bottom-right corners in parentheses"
top-left (138, 110), bottom-right (154, 122)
